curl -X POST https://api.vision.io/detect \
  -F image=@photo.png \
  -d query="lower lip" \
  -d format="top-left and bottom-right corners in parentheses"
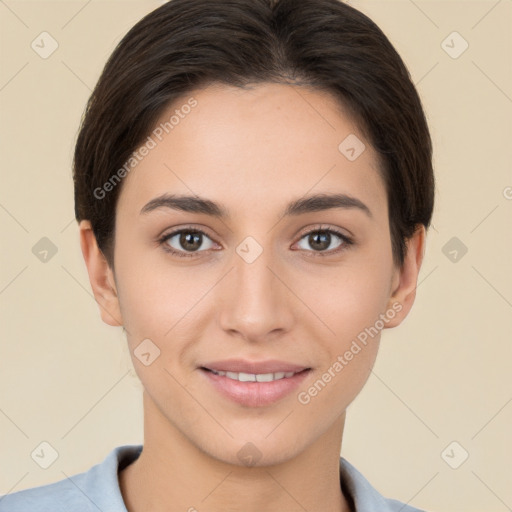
top-left (200, 368), bottom-right (311, 407)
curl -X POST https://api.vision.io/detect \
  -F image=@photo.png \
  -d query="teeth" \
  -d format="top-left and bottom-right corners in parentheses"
top-left (209, 369), bottom-right (299, 381)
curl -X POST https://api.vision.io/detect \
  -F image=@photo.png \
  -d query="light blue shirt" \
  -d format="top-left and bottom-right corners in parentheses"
top-left (0, 444), bottom-right (427, 511)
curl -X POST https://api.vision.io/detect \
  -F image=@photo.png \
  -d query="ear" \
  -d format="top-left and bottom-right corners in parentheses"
top-left (79, 220), bottom-right (123, 327)
top-left (384, 224), bottom-right (427, 329)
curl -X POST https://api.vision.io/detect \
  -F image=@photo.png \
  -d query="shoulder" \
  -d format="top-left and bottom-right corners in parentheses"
top-left (0, 444), bottom-right (143, 512)
top-left (0, 471), bottom-right (91, 512)
top-left (339, 457), bottom-right (429, 512)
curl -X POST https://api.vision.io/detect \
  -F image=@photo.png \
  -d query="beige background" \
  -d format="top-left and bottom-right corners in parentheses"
top-left (1, 1), bottom-right (511, 511)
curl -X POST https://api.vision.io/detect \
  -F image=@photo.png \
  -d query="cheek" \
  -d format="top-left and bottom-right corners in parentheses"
top-left (298, 275), bottom-right (387, 416)
top-left (115, 251), bottom-right (219, 357)
top-left (313, 260), bottom-right (393, 341)
top-left (113, 235), bottom-right (175, 324)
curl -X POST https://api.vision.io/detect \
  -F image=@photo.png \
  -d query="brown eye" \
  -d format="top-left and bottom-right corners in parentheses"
top-left (308, 231), bottom-right (335, 251)
top-left (178, 232), bottom-right (203, 251)
top-left (160, 228), bottom-right (216, 257)
top-left (296, 228), bottom-right (353, 256)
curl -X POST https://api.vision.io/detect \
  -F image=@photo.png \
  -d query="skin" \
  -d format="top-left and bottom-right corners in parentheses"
top-left (79, 82), bottom-right (426, 512)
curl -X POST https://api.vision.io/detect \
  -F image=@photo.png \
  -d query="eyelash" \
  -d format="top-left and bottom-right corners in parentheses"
top-left (157, 225), bottom-right (354, 259)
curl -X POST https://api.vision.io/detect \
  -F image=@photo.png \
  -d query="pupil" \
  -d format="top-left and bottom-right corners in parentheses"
top-left (310, 232), bottom-right (330, 250)
top-left (181, 232), bottom-right (201, 251)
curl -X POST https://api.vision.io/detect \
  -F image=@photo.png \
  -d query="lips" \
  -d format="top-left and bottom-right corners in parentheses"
top-left (201, 358), bottom-right (310, 374)
top-left (199, 358), bottom-right (313, 407)
top-left (201, 366), bottom-right (311, 407)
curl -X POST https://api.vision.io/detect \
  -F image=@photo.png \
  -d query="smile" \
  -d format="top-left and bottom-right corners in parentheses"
top-left (200, 367), bottom-right (311, 407)
top-left (208, 369), bottom-right (300, 382)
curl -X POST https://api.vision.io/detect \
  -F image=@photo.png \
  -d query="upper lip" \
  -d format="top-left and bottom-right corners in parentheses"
top-left (201, 359), bottom-right (310, 374)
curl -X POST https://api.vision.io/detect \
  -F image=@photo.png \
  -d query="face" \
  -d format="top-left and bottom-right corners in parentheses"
top-left (81, 82), bottom-right (423, 467)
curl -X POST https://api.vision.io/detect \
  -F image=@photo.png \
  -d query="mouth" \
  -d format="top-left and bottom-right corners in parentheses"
top-left (201, 367), bottom-right (309, 382)
top-left (200, 358), bottom-right (311, 375)
top-left (199, 363), bottom-right (312, 407)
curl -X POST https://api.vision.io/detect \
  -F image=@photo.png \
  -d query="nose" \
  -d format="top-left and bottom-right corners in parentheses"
top-left (218, 240), bottom-right (295, 343)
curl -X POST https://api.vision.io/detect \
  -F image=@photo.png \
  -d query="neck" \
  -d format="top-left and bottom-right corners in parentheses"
top-left (119, 391), bottom-right (352, 512)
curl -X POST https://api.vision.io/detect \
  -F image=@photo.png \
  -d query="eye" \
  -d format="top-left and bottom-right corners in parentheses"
top-left (158, 225), bottom-right (354, 259)
top-left (158, 227), bottom-right (217, 258)
top-left (295, 226), bottom-right (354, 256)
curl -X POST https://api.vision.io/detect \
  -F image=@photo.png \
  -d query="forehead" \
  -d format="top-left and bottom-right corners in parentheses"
top-left (116, 82), bottom-right (387, 222)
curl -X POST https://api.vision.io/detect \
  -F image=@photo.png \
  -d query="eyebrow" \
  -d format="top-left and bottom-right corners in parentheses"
top-left (140, 192), bottom-right (372, 219)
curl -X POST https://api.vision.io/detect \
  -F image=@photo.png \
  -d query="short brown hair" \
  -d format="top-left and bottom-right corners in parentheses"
top-left (73, 0), bottom-right (435, 269)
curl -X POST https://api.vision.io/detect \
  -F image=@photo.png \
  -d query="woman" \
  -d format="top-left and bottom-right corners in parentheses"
top-left (0, 0), bottom-right (434, 510)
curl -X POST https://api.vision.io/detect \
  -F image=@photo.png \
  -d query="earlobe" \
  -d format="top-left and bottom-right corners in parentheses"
top-left (384, 225), bottom-right (427, 329)
top-left (79, 220), bottom-right (123, 327)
